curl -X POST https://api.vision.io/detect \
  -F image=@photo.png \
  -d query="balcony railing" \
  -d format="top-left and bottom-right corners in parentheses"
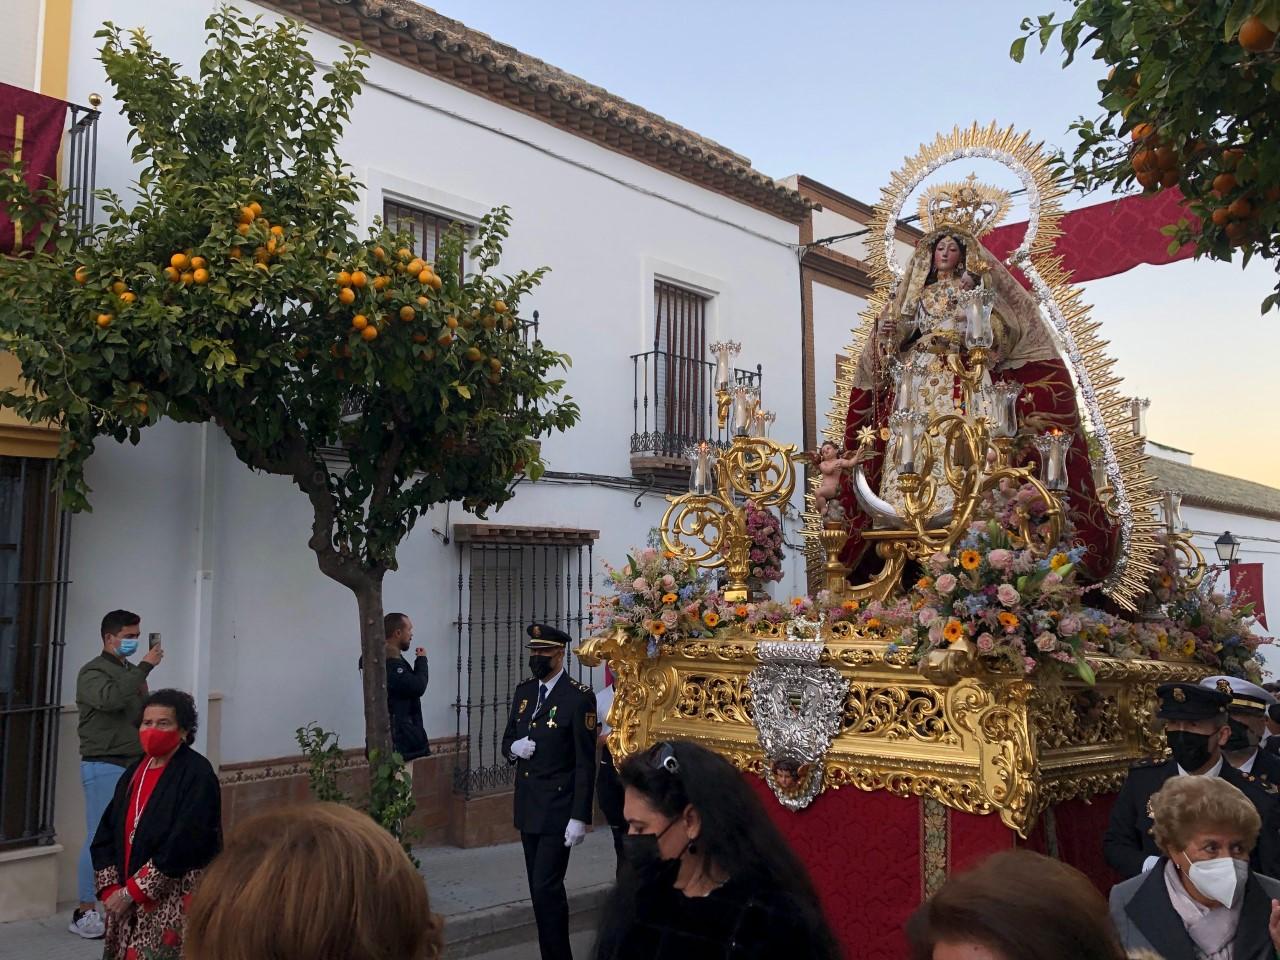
top-left (65, 101), bottom-right (100, 237)
top-left (630, 349), bottom-right (762, 460)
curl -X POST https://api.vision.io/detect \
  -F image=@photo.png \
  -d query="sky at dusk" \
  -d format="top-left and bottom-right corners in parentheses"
top-left (436, 0), bottom-right (1280, 486)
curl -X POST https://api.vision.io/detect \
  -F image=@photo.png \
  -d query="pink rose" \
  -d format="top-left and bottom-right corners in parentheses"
top-left (929, 552), bottom-right (950, 574)
top-left (918, 607), bottom-right (939, 626)
top-left (996, 584), bottom-right (1019, 607)
top-left (988, 549), bottom-right (1012, 571)
top-left (935, 574), bottom-right (958, 594)
top-left (661, 574), bottom-right (676, 589)
top-left (1023, 657), bottom-right (1038, 674)
top-left (1058, 615), bottom-right (1081, 637)
top-left (928, 622), bottom-right (944, 644)
top-left (976, 632), bottom-right (995, 652)
top-left (632, 578), bottom-right (648, 592)
top-left (1043, 571), bottom-right (1062, 588)
top-left (1035, 632), bottom-right (1057, 652)
top-left (661, 610), bottom-right (678, 628)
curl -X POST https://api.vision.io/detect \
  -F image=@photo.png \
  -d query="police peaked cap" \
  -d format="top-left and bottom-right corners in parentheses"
top-left (1200, 675), bottom-right (1276, 716)
top-left (526, 623), bottom-right (572, 649)
top-left (1157, 682), bottom-right (1230, 722)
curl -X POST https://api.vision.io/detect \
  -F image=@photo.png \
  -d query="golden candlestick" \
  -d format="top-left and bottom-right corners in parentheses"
top-left (661, 434), bottom-right (798, 602)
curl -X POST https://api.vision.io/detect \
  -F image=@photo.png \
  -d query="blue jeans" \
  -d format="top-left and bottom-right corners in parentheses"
top-left (78, 761), bottom-right (125, 904)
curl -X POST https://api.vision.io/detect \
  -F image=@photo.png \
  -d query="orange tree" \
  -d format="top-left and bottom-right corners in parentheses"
top-left (0, 10), bottom-right (579, 758)
top-left (1013, 1), bottom-right (1280, 311)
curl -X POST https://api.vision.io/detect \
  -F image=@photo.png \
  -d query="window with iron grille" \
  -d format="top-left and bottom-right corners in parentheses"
top-left (654, 281), bottom-right (709, 452)
top-left (0, 457), bottom-right (70, 851)
top-left (452, 528), bottom-right (597, 799)
top-left (382, 199), bottom-right (468, 272)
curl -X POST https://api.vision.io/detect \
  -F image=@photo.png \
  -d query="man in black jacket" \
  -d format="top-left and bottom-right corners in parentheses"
top-left (1104, 681), bottom-right (1280, 879)
top-left (501, 623), bottom-right (595, 960)
top-left (381, 612), bottom-right (430, 760)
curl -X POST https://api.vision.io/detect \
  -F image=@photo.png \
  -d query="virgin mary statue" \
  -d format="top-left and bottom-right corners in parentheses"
top-left (838, 178), bottom-right (1117, 584)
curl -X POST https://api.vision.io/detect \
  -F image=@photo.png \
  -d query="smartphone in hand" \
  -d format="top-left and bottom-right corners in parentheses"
top-left (148, 632), bottom-right (162, 650)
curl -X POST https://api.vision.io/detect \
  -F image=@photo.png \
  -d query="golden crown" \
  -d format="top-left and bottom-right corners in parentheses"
top-left (918, 175), bottom-right (1011, 239)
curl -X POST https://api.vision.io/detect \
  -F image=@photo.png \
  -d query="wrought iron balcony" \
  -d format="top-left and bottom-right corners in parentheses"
top-left (629, 349), bottom-right (761, 482)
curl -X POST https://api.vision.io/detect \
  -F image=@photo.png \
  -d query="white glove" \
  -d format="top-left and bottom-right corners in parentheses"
top-left (510, 737), bottom-right (536, 760)
top-left (564, 818), bottom-right (587, 848)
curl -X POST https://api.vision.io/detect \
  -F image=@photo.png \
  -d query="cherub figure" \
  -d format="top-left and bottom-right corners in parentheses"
top-left (813, 441), bottom-right (866, 523)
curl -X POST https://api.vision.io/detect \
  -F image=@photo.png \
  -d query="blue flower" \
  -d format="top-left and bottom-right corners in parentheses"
top-left (887, 643), bottom-right (899, 654)
top-left (964, 595), bottom-right (987, 616)
top-left (646, 638), bottom-right (660, 658)
top-left (619, 595), bottom-right (635, 610)
top-left (679, 583), bottom-right (697, 601)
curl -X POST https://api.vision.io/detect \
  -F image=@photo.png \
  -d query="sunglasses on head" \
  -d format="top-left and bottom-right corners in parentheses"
top-left (648, 741), bottom-right (680, 775)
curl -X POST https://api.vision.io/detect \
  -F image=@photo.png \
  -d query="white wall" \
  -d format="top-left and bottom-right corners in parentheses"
top-left (811, 280), bottom-right (868, 440)
top-left (58, 0), bottom-right (804, 767)
top-left (1182, 503), bottom-right (1280, 677)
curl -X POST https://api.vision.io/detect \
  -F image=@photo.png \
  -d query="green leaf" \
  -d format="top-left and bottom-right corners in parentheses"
top-left (1010, 35), bottom-right (1029, 62)
top-left (1075, 655), bottom-right (1096, 686)
top-left (455, 384), bottom-right (471, 400)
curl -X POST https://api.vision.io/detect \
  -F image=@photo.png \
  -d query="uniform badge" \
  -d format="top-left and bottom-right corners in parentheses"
top-left (546, 706), bottom-right (558, 729)
top-left (519, 698), bottom-right (529, 714)
top-left (585, 711), bottom-right (596, 731)
top-left (1217, 679), bottom-right (1232, 695)
top-left (1172, 687), bottom-right (1186, 702)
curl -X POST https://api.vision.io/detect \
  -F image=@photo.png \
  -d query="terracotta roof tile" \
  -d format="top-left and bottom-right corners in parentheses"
top-left (261, 0), bottom-right (811, 222)
top-left (1148, 456), bottom-right (1280, 523)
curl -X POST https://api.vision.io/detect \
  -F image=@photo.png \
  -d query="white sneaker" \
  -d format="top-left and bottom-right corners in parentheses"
top-left (68, 908), bottom-right (105, 939)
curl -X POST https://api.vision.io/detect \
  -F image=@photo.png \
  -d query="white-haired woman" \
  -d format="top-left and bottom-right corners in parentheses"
top-left (1110, 775), bottom-right (1280, 959)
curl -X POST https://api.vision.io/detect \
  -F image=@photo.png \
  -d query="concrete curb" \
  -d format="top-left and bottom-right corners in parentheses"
top-left (443, 881), bottom-right (613, 957)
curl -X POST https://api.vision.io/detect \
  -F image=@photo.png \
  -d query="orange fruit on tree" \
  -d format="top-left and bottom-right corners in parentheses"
top-left (120, 291), bottom-right (137, 304)
top-left (270, 225), bottom-right (284, 237)
top-left (1240, 16), bottom-right (1277, 52)
top-left (481, 315), bottom-right (497, 330)
top-left (1159, 170), bottom-right (1179, 189)
top-left (229, 246), bottom-right (242, 260)
top-left (372, 275), bottom-right (389, 291)
top-left (417, 268), bottom-right (433, 284)
top-left (1222, 148), bottom-right (1244, 170)
top-left (417, 296), bottom-right (429, 306)
top-left (338, 287), bottom-right (356, 305)
top-left (429, 274), bottom-right (443, 291)
top-left (1132, 149), bottom-right (1155, 173)
top-left (408, 258), bottom-right (425, 275)
top-left (96, 313), bottom-right (113, 328)
top-left (190, 256), bottom-right (207, 271)
top-left (193, 268), bottom-right (210, 285)
top-left (446, 316), bottom-right (459, 329)
top-left (163, 266), bottom-right (180, 282)
top-left (353, 314), bottom-right (369, 330)
top-left (266, 237), bottom-right (278, 255)
top-left (350, 270), bottom-right (368, 288)
top-left (1211, 207), bottom-right (1232, 227)
top-left (239, 206), bottom-right (255, 224)
top-left (1154, 146), bottom-right (1177, 171)
top-left (180, 271), bottom-right (195, 284)
top-left (437, 332), bottom-right (454, 346)
top-left (336, 271), bottom-right (352, 287)
top-left (1136, 170), bottom-right (1160, 190)
top-left (1213, 172), bottom-right (1239, 193)
top-left (373, 246), bottom-right (387, 262)
top-left (135, 401), bottom-right (149, 417)
top-left (1228, 197), bottom-right (1253, 218)
top-left (488, 358), bottom-right (502, 372)
top-left (465, 346), bottom-right (483, 362)
top-left (412, 333), bottom-right (428, 344)
top-left (492, 300), bottom-right (508, 314)
top-left (110, 280), bottom-right (127, 295)
top-left (249, 201), bottom-right (262, 217)
top-left (1226, 221), bottom-right (1249, 243)
top-left (237, 223), bottom-right (251, 237)
top-left (171, 253), bottom-right (189, 271)
top-left (397, 248), bottom-right (412, 261)
top-left (74, 266), bottom-right (89, 284)
top-left (1130, 122), bottom-right (1156, 142)
top-left (399, 305), bottom-right (415, 322)
top-left (361, 325), bottom-right (379, 342)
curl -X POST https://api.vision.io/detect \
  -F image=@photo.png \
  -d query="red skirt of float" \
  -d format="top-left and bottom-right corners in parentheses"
top-left (747, 779), bottom-right (1119, 958)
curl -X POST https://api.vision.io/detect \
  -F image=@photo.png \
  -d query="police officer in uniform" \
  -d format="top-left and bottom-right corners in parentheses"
top-left (1201, 674), bottom-right (1280, 786)
top-left (1265, 702), bottom-right (1280, 757)
top-left (501, 624), bottom-right (596, 960)
top-left (1104, 681), bottom-right (1280, 879)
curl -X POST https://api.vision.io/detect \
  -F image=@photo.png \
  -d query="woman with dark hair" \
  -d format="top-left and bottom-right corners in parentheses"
top-left (592, 740), bottom-right (840, 960)
top-left (91, 688), bottom-right (222, 959)
top-left (907, 849), bottom-right (1126, 960)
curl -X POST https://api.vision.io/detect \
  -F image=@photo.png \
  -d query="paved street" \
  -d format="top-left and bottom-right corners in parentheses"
top-left (0, 828), bottom-right (615, 960)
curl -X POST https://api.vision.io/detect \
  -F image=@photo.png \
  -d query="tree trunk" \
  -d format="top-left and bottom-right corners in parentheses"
top-left (354, 574), bottom-right (392, 759)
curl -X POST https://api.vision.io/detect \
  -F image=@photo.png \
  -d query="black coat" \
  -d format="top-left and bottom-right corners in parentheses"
top-left (597, 743), bottom-right (626, 829)
top-left (1110, 859), bottom-right (1280, 960)
top-left (1104, 757), bottom-right (1280, 879)
top-left (91, 743), bottom-right (222, 885)
top-left (1248, 747), bottom-right (1280, 787)
top-left (501, 672), bottom-right (596, 835)
top-left (387, 654), bottom-right (430, 761)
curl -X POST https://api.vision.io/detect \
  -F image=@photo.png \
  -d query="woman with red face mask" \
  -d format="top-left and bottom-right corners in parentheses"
top-left (90, 688), bottom-right (222, 960)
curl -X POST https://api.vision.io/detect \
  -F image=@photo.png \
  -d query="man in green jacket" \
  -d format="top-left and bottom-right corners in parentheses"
top-left (68, 610), bottom-right (163, 939)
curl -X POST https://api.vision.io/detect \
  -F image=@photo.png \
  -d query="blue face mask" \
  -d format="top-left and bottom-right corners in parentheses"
top-left (117, 639), bottom-right (139, 658)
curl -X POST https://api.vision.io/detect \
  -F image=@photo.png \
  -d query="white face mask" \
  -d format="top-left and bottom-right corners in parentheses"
top-left (1184, 853), bottom-right (1249, 908)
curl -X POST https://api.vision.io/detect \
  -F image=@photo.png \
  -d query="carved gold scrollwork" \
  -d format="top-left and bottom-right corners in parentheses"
top-left (675, 674), bottom-right (753, 724)
top-left (842, 685), bottom-right (957, 744)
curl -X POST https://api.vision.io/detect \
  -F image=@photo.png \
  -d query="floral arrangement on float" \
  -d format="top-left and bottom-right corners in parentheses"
top-left (745, 501), bottom-right (785, 586)
top-left (592, 487), bottom-right (1269, 682)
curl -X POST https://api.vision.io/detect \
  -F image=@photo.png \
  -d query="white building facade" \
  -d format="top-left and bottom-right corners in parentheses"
top-left (3, 0), bottom-right (811, 917)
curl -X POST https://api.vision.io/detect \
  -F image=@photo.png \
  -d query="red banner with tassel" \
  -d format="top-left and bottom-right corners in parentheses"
top-left (1230, 562), bottom-right (1268, 630)
top-left (0, 81), bottom-right (68, 255)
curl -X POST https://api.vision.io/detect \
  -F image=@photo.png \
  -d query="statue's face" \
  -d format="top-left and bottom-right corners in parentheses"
top-left (933, 236), bottom-right (962, 273)
top-left (820, 443), bottom-right (837, 462)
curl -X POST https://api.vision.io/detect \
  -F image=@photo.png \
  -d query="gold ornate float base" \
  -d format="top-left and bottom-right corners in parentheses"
top-left (579, 625), bottom-right (1207, 837)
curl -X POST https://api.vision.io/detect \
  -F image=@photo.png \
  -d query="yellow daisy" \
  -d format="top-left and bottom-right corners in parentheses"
top-left (943, 620), bottom-right (964, 642)
top-left (997, 611), bottom-right (1019, 629)
top-left (661, 592), bottom-right (678, 604)
top-left (960, 550), bottom-right (981, 571)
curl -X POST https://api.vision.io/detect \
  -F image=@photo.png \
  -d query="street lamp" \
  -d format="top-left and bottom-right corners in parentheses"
top-left (1214, 531), bottom-right (1242, 566)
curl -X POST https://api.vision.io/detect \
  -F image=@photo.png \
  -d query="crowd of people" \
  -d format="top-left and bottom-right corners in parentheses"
top-left (63, 609), bottom-right (1280, 959)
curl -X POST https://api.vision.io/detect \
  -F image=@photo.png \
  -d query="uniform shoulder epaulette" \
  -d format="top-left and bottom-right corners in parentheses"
top-left (1132, 756), bottom-right (1168, 769)
top-left (570, 677), bottom-right (591, 693)
top-left (1244, 772), bottom-right (1279, 794)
